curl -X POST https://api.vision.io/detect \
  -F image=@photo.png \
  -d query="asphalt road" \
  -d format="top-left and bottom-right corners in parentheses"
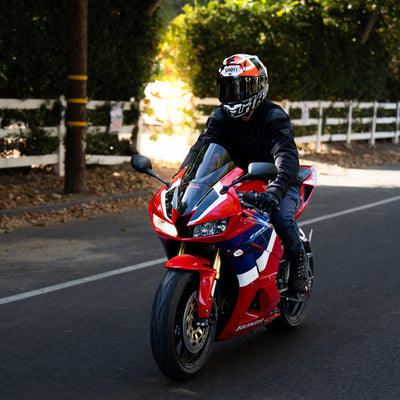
top-left (1, 169), bottom-right (400, 400)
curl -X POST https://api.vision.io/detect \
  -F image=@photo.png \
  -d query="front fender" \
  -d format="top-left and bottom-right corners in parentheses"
top-left (165, 254), bottom-right (217, 318)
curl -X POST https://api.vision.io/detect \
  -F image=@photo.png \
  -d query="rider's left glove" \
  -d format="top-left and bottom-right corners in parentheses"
top-left (254, 192), bottom-right (280, 213)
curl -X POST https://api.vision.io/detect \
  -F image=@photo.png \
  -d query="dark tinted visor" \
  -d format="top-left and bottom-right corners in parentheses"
top-left (217, 76), bottom-right (266, 103)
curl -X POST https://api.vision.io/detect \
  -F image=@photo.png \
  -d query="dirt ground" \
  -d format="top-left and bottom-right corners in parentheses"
top-left (1, 141), bottom-right (400, 232)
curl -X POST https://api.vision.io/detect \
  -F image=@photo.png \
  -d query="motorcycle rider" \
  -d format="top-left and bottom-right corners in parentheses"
top-left (179, 54), bottom-right (309, 293)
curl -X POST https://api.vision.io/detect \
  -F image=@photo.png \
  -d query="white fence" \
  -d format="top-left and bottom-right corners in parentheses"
top-left (286, 100), bottom-right (400, 150)
top-left (0, 97), bottom-right (135, 176)
top-left (1, 98), bottom-right (399, 175)
top-left (196, 99), bottom-right (400, 151)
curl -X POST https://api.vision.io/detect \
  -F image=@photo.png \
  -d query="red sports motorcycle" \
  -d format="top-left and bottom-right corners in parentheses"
top-left (131, 143), bottom-right (317, 380)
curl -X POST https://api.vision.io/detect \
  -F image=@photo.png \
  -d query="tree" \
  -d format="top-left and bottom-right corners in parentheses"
top-left (307, 0), bottom-right (400, 75)
top-left (159, 0), bottom-right (399, 101)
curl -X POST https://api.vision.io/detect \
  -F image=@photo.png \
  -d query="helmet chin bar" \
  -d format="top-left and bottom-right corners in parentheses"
top-left (223, 86), bottom-right (269, 118)
top-left (224, 101), bottom-right (253, 118)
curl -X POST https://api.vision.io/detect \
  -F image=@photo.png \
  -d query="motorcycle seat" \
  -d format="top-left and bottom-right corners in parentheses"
top-left (298, 166), bottom-right (312, 182)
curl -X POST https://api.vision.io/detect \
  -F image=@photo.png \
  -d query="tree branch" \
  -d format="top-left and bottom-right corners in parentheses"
top-left (361, 8), bottom-right (380, 44)
top-left (146, 0), bottom-right (162, 16)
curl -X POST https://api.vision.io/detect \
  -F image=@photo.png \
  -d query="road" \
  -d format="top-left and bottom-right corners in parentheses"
top-left (1, 168), bottom-right (400, 400)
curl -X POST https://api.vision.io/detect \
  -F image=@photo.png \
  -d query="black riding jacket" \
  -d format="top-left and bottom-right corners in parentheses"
top-left (180, 99), bottom-right (300, 201)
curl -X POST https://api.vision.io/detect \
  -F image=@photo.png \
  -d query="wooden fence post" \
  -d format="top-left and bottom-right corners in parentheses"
top-left (54, 96), bottom-right (66, 176)
top-left (317, 101), bottom-right (323, 151)
top-left (395, 102), bottom-right (400, 145)
top-left (371, 101), bottom-right (378, 145)
top-left (346, 101), bottom-right (353, 145)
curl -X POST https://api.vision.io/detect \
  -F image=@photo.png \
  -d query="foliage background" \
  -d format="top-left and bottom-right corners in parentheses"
top-left (0, 0), bottom-right (399, 156)
top-left (1, 1), bottom-right (398, 102)
top-left (159, 0), bottom-right (400, 101)
top-left (0, 0), bottom-right (162, 156)
top-left (0, 0), bottom-right (162, 102)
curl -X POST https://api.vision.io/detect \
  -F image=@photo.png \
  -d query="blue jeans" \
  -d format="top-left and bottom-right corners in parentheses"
top-left (270, 185), bottom-right (303, 255)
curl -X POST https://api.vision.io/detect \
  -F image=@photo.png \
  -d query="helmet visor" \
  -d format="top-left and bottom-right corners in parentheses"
top-left (217, 76), bottom-right (266, 103)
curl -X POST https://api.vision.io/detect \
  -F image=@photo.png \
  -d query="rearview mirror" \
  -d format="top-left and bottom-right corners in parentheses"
top-left (130, 154), bottom-right (170, 188)
top-left (220, 161), bottom-right (277, 194)
top-left (247, 162), bottom-right (277, 182)
top-left (131, 154), bottom-right (152, 173)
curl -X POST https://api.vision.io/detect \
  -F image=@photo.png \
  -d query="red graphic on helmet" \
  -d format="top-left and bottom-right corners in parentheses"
top-left (216, 54), bottom-right (269, 118)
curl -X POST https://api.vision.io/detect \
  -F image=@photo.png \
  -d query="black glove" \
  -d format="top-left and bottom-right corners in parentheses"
top-left (242, 191), bottom-right (257, 204)
top-left (254, 192), bottom-right (280, 213)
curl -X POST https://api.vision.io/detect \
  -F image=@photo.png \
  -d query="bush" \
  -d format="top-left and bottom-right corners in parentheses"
top-left (0, 128), bottom-right (59, 157)
top-left (160, 1), bottom-right (397, 101)
top-left (0, 100), bottom-right (62, 156)
top-left (0, 1), bottom-right (162, 102)
top-left (86, 131), bottom-right (130, 155)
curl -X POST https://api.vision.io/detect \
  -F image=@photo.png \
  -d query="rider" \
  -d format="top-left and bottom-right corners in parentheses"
top-left (179, 54), bottom-right (309, 293)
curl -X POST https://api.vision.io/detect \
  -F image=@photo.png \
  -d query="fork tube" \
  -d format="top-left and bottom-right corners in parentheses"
top-left (177, 242), bottom-right (186, 256)
top-left (212, 248), bottom-right (222, 280)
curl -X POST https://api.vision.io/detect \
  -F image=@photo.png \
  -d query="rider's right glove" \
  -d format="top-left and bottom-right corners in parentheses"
top-left (254, 192), bottom-right (280, 213)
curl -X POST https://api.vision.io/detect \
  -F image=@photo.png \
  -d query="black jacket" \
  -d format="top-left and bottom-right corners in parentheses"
top-left (180, 99), bottom-right (300, 201)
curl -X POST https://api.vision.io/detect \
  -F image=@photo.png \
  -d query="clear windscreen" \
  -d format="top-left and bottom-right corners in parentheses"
top-left (181, 143), bottom-right (236, 186)
top-left (171, 143), bottom-right (236, 216)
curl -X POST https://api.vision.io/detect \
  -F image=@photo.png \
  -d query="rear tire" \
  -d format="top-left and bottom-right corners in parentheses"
top-left (267, 241), bottom-right (314, 332)
top-left (150, 269), bottom-right (217, 380)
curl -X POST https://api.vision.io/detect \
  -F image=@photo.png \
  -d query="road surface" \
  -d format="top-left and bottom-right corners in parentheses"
top-left (1, 167), bottom-right (399, 399)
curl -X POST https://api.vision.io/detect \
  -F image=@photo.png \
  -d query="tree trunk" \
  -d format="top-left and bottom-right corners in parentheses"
top-left (64, 0), bottom-right (88, 193)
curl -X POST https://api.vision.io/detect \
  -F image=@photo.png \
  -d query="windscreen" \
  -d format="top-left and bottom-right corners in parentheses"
top-left (171, 143), bottom-right (236, 216)
top-left (181, 143), bottom-right (235, 185)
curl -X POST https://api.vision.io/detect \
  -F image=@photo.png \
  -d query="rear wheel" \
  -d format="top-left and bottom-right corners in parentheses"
top-left (267, 241), bottom-right (314, 332)
top-left (150, 269), bottom-right (217, 380)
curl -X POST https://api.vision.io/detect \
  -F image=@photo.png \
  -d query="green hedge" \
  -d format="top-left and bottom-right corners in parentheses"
top-left (160, 0), bottom-right (399, 101)
top-left (0, 1), bottom-right (162, 102)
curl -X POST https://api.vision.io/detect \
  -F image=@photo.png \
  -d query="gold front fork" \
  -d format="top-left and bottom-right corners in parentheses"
top-left (212, 248), bottom-right (222, 280)
top-left (177, 242), bottom-right (221, 279)
top-left (177, 242), bottom-right (186, 256)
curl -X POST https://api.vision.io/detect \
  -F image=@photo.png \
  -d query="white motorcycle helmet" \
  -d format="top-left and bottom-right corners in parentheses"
top-left (216, 54), bottom-right (269, 118)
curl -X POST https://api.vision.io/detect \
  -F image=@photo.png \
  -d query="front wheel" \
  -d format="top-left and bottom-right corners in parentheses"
top-left (150, 269), bottom-right (217, 380)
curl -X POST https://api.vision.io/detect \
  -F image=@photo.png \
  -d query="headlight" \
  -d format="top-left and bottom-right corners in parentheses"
top-left (193, 218), bottom-right (229, 238)
top-left (152, 214), bottom-right (178, 237)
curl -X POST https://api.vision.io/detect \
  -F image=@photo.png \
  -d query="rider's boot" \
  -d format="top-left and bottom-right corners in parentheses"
top-left (288, 248), bottom-right (309, 293)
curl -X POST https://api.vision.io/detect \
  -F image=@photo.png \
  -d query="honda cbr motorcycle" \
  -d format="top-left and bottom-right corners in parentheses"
top-left (131, 143), bottom-right (317, 381)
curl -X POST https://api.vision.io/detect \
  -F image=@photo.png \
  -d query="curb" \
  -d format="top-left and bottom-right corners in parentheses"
top-left (0, 190), bottom-right (153, 217)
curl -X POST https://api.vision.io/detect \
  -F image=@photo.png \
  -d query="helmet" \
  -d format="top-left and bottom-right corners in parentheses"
top-left (216, 54), bottom-right (269, 118)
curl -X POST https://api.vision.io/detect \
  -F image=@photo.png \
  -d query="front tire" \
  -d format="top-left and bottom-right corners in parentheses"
top-left (150, 269), bottom-right (217, 380)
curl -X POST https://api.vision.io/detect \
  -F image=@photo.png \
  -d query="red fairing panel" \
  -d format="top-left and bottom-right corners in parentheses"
top-left (164, 255), bottom-right (217, 318)
top-left (295, 165), bottom-right (317, 220)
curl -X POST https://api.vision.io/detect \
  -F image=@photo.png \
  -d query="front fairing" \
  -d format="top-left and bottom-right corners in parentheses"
top-left (149, 143), bottom-right (244, 240)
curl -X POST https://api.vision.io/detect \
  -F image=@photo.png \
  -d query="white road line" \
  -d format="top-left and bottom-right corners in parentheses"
top-left (299, 195), bottom-right (400, 227)
top-left (2, 194), bottom-right (400, 306)
top-left (0, 257), bottom-right (167, 306)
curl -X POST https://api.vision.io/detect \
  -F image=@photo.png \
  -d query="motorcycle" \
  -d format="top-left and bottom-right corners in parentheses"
top-left (131, 143), bottom-right (317, 380)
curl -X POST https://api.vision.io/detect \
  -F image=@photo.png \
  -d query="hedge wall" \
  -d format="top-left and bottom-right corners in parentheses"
top-left (160, 0), bottom-right (399, 101)
top-left (0, 0), bottom-right (162, 102)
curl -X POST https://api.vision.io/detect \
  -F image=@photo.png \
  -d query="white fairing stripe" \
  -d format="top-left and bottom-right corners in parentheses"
top-left (190, 181), bottom-right (227, 224)
top-left (161, 189), bottom-right (168, 220)
top-left (237, 265), bottom-right (259, 287)
top-left (161, 178), bottom-right (181, 221)
top-left (256, 250), bottom-right (269, 272)
top-left (256, 230), bottom-right (277, 272)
